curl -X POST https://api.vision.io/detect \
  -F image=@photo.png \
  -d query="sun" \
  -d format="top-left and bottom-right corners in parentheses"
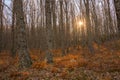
top-left (78, 21), bottom-right (83, 26)
top-left (77, 21), bottom-right (84, 28)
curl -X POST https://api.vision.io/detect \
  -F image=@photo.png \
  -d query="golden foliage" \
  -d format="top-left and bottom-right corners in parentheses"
top-left (31, 55), bottom-right (39, 61)
top-left (0, 40), bottom-right (120, 79)
top-left (32, 61), bottom-right (47, 69)
top-left (54, 54), bottom-right (88, 70)
top-left (50, 67), bottom-right (60, 73)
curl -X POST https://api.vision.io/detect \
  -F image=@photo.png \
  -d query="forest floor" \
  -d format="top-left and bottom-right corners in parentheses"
top-left (0, 40), bottom-right (120, 80)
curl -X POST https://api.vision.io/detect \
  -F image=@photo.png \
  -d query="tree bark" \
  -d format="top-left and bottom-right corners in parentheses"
top-left (114, 0), bottom-right (120, 34)
top-left (51, 0), bottom-right (57, 49)
top-left (0, 0), bottom-right (3, 52)
top-left (11, 0), bottom-right (16, 56)
top-left (15, 0), bottom-right (32, 68)
top-left (45, 0), bottom-right (53, 63)
top-left (60, 0), bottom-right (66, 55)
top-left (84, 0), bottom-right (94, 53)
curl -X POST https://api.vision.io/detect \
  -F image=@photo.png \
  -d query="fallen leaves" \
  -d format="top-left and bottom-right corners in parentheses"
top-left (32, 61), bottom-right (47, 70)
top-left (0, 40), bottom-right (120, 79)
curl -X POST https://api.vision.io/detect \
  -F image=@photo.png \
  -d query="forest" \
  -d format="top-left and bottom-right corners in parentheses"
top-left (0, 0), bottom-right (120, 80)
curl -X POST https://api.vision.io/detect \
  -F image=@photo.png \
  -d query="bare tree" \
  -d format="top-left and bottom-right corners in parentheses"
top-left (11, 0), bottom-right (16, 56)
top-left (59, 0), bottom-right (66, 55)
top-left (84, 0), bottom-right (94, 53)
top-left (45, 0), bottom-right (53, 63)
top-left (51, 0), bottom-right (57, 49)
top-left (0, 0), bottom-right (3, 53)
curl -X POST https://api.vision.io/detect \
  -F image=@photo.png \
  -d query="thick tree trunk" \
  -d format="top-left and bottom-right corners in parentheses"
top-left (114, 0), bottom-right (120, 34)
top-left (15, 0), bottom-right (32, 68)
top-left (45, 0), bottom-right (53, 63)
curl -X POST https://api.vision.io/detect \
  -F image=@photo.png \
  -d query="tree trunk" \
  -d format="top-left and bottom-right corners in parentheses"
top-left (114, 0), bottom-right (120, 34)
top-left (15, 0), bottom-right (32, 68)
top-left (51, 0), bottom-right (57, 49)
top-left (0, 0), bottom-right (3, 53)
top-left (60, 0), bottom-right (66, 55)
top-left (84, 0), bottom-right (94, 53)
top-left (45, 0), bottom-right (53, 63)
top-left (11, 0), bottom-right (16, 56)
top-left (65, 1), bottom-right (70, 53)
